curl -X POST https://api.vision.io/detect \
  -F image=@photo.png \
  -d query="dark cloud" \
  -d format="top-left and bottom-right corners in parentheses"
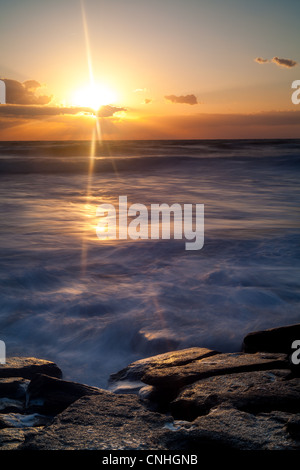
top-left (0, 104), bottom-right (92, 118)
top-left (96, 105), bottom-right (127, 117)
top-left (271, 56), bottom-right (298, 68)
top-left (255, 57), bottom-right (298, 68)
top-left (165, 94), bottom-right (198, 105)
top-left (2, 79), bottom-right (52, 105)
top-left (0, 103), bottom-right (127, 119)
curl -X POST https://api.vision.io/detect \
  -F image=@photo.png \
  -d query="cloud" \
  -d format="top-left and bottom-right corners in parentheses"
top-left (255, 57), bottom-right (269, 64)
top-left (2, 78), bottom-right (52, 105)
top-left (255, 56), bottom-right (298, 68)
top-left (164, 94), bottom-right (198, 105)
top-left (0, 104), bottom-right (93, 118)
top-left (143, 99), bottom-right (152, 105)
top-left (96, 105), bottom-right (127, 117)
top-left (0, 104), bottom-right (126, 119)
top-left (271, 56), bottom-right (298, 68)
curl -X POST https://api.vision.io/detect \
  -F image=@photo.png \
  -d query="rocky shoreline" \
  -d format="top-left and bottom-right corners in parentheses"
top-left (0, 323), bottom-right (300, 450)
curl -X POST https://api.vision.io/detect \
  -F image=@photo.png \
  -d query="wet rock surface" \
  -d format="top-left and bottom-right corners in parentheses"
top-left (0, 324), bottom-right (300, 450)
top-left (21, 392), bottom-right (172, 450)
top-left (242, 323), bottom-right (300, 354)
top-left (27, 373), bottom-right (103, 415)
top-left (0, 357), bottom-right (62, 380)
top-left (140, 351), bottom-right (289, 392)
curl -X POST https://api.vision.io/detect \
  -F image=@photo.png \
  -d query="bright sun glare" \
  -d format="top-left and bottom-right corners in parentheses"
top-left (72, 84), bottom-right (117, 110)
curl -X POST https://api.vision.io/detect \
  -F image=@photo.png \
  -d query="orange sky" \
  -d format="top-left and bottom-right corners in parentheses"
top-left (0, 0), bottom-right (299, 140)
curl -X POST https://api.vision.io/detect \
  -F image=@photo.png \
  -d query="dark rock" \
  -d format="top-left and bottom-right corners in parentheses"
top-left (242, 323), bottom-right (300, 354)
top-left (0, 377), bottom-right (29, 399)
top-left (141, 352), bottom-right (289, 391)
top-left (0, 412), bottom-right (52, 429)
top-left (26, 374), bottom-right (103, 415)
top-left (171, 369), bottom-right (300, 421)
top-left (286, 414), bottom-right (300, 440)
top-left (0, 427), bottom-right (41, 450)
top-left (20, 393), bottom-right (300, 450)
top-left (0, 398), bottom-right (24, 414)
top-left (0, 357), bottom-right (62, 380)
top-left (161, 406), bottom-right (299, 450)
top-left (109, 347), bottom-right (219, 392)
top-left (21, 391), bottom-right (173, 450)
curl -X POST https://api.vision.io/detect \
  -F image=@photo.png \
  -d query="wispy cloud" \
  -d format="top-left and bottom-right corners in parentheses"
top-left (0, 104), bottom-right (93, 118)
top-left (255, 56), bottom-right (298, 68)
top-left (164, 94), bottom-right (198, 105)
top-left (255, 57), bottom-right (269, 64)
top-left (0, 104), bottom-right (126, 119)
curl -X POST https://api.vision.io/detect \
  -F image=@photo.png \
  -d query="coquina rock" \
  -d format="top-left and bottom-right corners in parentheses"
top-left (0, 324), bottom-right (299, 450)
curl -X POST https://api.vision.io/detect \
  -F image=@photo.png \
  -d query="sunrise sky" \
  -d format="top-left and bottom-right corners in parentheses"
top-left (0, 0), bottom-right (299, 140)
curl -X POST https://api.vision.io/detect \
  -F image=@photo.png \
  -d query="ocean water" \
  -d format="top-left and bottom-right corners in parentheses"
top-left (0, 139), bottom-right (299, 387)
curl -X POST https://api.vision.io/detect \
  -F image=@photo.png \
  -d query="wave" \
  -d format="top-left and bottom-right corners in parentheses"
top-left (0, 139), bottom-right (299, 175)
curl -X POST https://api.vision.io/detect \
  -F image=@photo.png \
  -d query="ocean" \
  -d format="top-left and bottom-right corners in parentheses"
top-left (0, 139), bottom-right (299, 387)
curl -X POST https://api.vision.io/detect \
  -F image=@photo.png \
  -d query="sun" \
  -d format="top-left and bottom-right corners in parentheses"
top-left (72, 83), bottom-right (117, 111)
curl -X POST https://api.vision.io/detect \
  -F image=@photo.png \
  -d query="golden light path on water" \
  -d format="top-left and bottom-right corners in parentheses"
top-left (79, 1), bottom-right (120, 276)
top-left (78, 2), bottom-right (167, 340)
top-left (80, 0), bottom-right (102, 276)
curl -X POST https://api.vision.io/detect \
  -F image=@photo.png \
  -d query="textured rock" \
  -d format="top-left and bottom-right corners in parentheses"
top-left (0, 357), bottom-right (62, 380)
top-left (27, 374), bottom-right (103, 415)
top-left (109, 347), bottom-right (219, 391)
top-left (0, 427), bottom-right (41, 450)
top-left (141, 352), bottom-right (289, 391)
top-left (286, 414), bottom-right (300, 440)
top-left (161, 406), bottom-right (300, 450)
top-left (242, 323), bottom-right (300, 354)
top-left (21, 391), bottom-right (173, 450)
top-left (171, 369), bottom-right (300, 421)
top-left (0, 341), bottom-right (299, 451)
top-left (0, 377), bottom-right (29, 399)
top-left (0, 412), bottom-right (52, 429)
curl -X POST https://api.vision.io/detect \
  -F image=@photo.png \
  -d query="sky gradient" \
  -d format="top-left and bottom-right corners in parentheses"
top-left (0, 0), bottom-right (300, 140)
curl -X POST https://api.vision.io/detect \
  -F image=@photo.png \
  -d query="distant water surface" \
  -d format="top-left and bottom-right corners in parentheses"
top-left (0, 139), bottom-right (299, 387)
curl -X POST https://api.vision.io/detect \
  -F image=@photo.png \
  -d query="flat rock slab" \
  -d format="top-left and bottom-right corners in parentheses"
top-left (161, 406), bottom-right (300, 450)
top-left (0, 357), bottom-right (62, 380)
top-left (141, 352), bottom-right (289, 390)
top-left (242, 323), bottom-right (300, 354)
top-left (109, 347), bottom-right (219, 390)
top-left (21, 391), bottom-right (173, 450)
top-left (20, 393), bottom-right (300, 451)
top-left (171, 369), bottom-right (300, 420)
top-left (27, 373), bottom-right (104, 415)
